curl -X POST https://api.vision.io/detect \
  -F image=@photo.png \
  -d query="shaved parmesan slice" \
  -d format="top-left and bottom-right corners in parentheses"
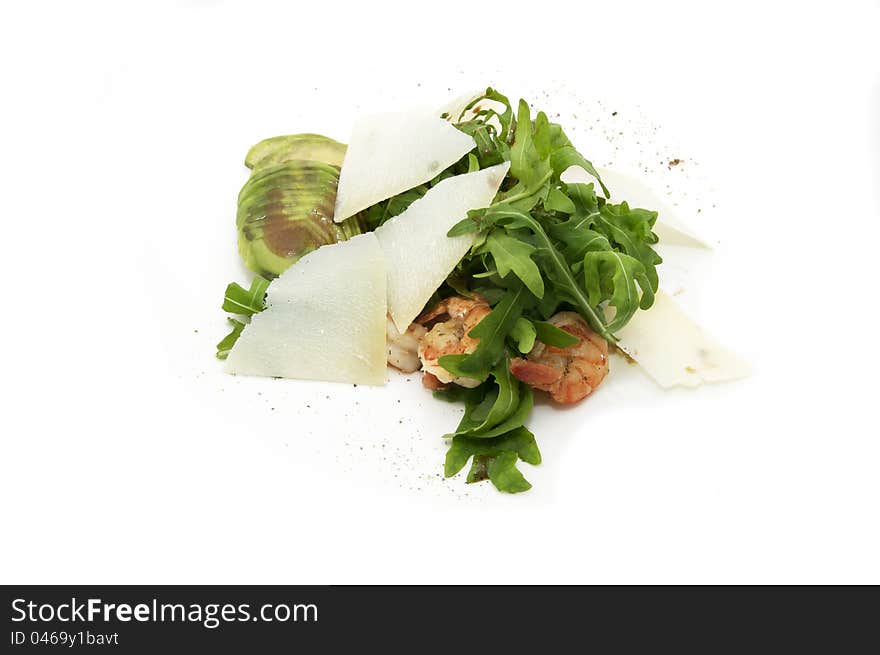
top-left (615, 291), bottom-right (750, 388)
top-left (334, 111), bottom-right (476, 222)
top-left (376, 162), bottom-right (510, 331)
top-left (226, 233), bottom-right (387, 385)
top-left (561, 166), bottom-right (711, 249)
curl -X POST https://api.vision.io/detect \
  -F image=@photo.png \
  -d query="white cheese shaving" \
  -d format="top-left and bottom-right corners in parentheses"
top-left (226, 233), bottom-right (387, 385)
top-left (334, 110), bottom-right (476, 222)
top-left (375, 162), bottom-right (510, 332)
top-left (615, 291), bottom-right (750, 388)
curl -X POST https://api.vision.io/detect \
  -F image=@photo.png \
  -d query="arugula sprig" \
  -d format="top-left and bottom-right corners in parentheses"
top-left (429, 89), bottom-right (663, 492)
top-left (435, 358), bottom-right (539, 492)
top-left (215, 276), bottom-right (269, 359)
top-left (445, 427), bottom-right (541, 493)
top-left (444, 91), bottom-right (661, 344)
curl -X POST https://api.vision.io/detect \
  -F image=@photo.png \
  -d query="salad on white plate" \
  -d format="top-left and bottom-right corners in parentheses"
top-left (216, 88), bottom-right (749, 493)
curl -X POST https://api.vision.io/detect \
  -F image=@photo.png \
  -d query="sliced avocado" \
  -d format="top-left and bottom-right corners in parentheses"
top-left (236, 160), bottom-right (364, 278)
top-left (245, 134), bottom-right (347, 171)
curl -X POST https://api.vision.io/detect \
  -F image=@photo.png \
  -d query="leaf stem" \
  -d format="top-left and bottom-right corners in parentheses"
top-left (520, 214), bottom-right (616, 343)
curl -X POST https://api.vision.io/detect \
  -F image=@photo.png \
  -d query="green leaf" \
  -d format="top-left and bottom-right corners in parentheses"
top-left (438, 286), bottom-right (528, 379)
top-left (549, 219), bottom-right (611, 263)
top-left (533, 320), bottom-right (580, 348)
top-left (447, 216), bottom-right (480, 237)
top-left (565, 182), bottom-right (601, 222)
top-left (483, 230), bottom-right (545, 298)
top-left (595, 202), bottom-right (662, 295)
top-left (498, 100), bottom-right (554, 210)
top-left (447, 204), bottom-right (514, 238)
top-left (431, 384), bottom-right (472, 404)
top-left (452, 89), bottom-right (514, 169)
top-left (446, 359), bottom-right (525, 438)
top-left (444, 427), bottom-right (541, 493)
top-left (545, 187), bottom-right (576, 214)
top-left (222, 276), bottom-right (269, 317)
top-left (550, 146), bottom-right (609, 197)
top-left (548, 123), bottom-right (608, 197)
top-left (487, 451), bottom-right (532, 493)
top-left (218, 276), bottom-right (268, 358)
top-left (582, 250), bottom-right (654, 331)
top-left (510, 317), bottom-right (537, 353)
top-left (472, 386), bottom-right (533, 439)
top-left (492, 207), bottom-right (615, 342)
top-left (471, 87), bottom-right (515, 141)
top-left (216, 318), bottom-right (245, 360)
top-left (466, 456), bottom-right (490, 484)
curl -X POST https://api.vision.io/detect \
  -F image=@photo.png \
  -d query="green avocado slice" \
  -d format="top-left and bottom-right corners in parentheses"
top-left (245, 134), bottom-right (347, 172)
top-left (237, 160), bottom-right (364, 278)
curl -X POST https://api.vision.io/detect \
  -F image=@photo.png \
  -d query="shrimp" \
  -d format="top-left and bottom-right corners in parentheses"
top-left (509, 311), bottom-right (609, 404)
top-left (386, 316), bottom-right (427, 373)
top-left (415, 295), bottom-right (491, 389)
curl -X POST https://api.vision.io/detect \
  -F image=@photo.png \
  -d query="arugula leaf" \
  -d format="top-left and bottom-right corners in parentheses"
top-left (453, 385), bottom-right (499, 433)
top-left (447, 215), bottom-right (481, 237)
top-left (485, 451), bottom-right (531, 492)
top-left (595, 202), bottom-right (662, 293)
top-left (549, 220), bottom-right (611, 263)
top-left (545, 187), bottom-right (576, 214)
top-left (222, 276), bottom-right (269, 316)
top-left (216, 318), bottom-right (245, 360)
top-left (438, 286), bottom-right (528, 379)
top-left (446, 360), bottom-right (524, 438)
top-left (561, 182), bottom-right (661, 295)
top-left (497, 209), bottom-right (615, 342)
top-left (536, 286), bottom-right (562, 320)
top-left (482, 230), bottom-right (545, 298)
top-left (498, 100), bottom-right (554, 210)
top-left (582, 250), bottom-right (654, 331)
top-left (548, 123), bottom-right (609, 197)
top-left (466, 152), bottom-right (480, 173)
top-left (452, 89), bottom-right (514, 169)
top-left (217, 276), bottom-right (269, 359)
top-left (461, 189), bottom-right (661, 345)
top-left (470, 386), bottom-right (533, 439)
top-left (510, 317), bottom-right (537, 353)
top-left (461, 87), bottom-right (515, 141)
top-left (454, 121), bottom-right (509, 169)
top-left (444, 427), bottom-right (541, 493)
top-left (442, 367), bottom-right (534, 441)
top-left (533, 320), bottom-right (580, 348)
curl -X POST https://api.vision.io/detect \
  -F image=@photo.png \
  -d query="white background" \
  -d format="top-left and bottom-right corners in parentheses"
top-left (1, 1), bottom-right (878, 584)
